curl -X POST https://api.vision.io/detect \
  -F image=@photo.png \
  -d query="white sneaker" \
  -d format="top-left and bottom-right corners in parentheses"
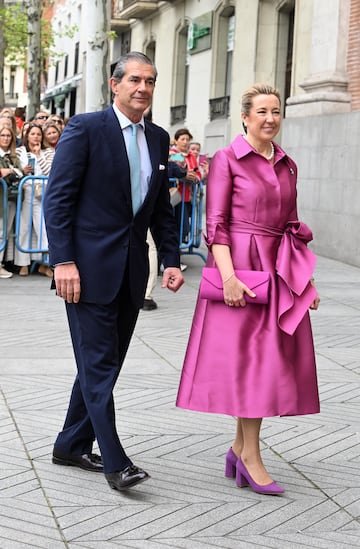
top-left (0, 266), bottom-right (13, 278)
top-left (180, 263), bottom-right (188, 272)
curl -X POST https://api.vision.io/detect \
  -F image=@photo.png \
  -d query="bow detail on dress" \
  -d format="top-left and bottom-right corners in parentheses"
top-left (276, 221), bottom-right (317, 335)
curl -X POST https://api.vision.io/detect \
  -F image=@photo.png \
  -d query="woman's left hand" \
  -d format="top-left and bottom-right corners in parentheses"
top-left (309, 280), bottom-right (320, 310)
top-left (200, 161), bottom-right (209, 178)
top-left (223, 275), bottom-right (256, 308)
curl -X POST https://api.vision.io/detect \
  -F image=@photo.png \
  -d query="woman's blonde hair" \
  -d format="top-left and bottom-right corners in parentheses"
top-left (241, 83), bottom-right (281, 116)
top-left (0, 124), bottom-right (17, 156)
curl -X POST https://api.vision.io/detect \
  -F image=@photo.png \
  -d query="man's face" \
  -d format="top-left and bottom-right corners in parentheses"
top-left (110, 61), bottom-right (156, 122)
top-left (34, 112), bottom-right (49, 125)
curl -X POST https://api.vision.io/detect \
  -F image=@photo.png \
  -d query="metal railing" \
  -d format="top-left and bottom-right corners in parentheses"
top-left (169, 178), bottom-right (206, 263)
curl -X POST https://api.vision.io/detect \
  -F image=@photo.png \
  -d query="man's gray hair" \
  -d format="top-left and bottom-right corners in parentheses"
top-left (112, 52), bottom-right (157, 82)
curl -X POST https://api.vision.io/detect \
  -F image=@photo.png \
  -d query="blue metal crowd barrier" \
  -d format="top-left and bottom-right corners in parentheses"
top-left (169, 178), bottom-right (207, 263)
top-left (0, 178), bottom-right (8, 254)
top-left (3, 175), bottom-right (207, 267)
top-left (15, 175), bottom-right (49, 256)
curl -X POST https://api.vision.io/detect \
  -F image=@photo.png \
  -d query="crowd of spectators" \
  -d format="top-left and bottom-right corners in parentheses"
top-left (0, 106), bottom-right (65, 279)
top-left (1, 106), bottom-right (207, 289)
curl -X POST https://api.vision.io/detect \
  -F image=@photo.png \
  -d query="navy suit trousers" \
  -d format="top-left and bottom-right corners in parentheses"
top-left (54, 276), bottom-right (139, 474)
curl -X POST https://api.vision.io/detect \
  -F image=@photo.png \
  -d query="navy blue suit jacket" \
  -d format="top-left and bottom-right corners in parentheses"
top-left (44, 106), bottom-right (180, 307)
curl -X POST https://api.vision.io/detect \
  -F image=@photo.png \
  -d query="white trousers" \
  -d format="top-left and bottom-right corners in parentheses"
top-left (145, 229), bottom-right (158, 300)
top-left (15, 185), bottom-right (48, 267)
top-left (0, 200), bottom-right (16, 263)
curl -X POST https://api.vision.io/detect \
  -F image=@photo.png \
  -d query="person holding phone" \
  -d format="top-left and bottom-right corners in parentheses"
top-left (0, 126), bottom-right (27, 278)
top-left (16, 123), bottom-right (55, 277)
top-left (169, 128), bottom-right (200, 247)
top-left (188, 141), bottom-right (209, 181)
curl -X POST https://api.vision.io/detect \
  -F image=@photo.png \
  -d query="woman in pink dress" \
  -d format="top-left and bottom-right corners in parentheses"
top-left (176, 84), bottom-right (320, 495)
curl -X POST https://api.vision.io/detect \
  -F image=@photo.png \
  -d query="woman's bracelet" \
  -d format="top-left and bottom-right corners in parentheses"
top-left (223, 272), bottom-right (235, 284)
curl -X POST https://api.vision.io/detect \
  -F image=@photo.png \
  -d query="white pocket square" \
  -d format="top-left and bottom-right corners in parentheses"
top-left (159, 164), bottom-right (165, 170)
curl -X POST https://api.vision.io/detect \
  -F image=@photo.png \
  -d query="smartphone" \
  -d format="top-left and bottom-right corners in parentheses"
top-left (199, 154), bottom-right (208, 165)
top-left (170, 152), bottom-right (185, 162)
top-left (28, 157), bottom-right (35, 172)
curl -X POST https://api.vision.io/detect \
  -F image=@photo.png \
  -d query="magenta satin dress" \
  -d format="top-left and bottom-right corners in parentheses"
top-left (176, 135), bottom-right (320, 418)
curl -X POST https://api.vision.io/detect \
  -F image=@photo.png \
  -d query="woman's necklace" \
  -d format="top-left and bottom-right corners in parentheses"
top-left (244, 136), bottom-right (274, 161)
top-left (266, 141), bottom-right (274, 161)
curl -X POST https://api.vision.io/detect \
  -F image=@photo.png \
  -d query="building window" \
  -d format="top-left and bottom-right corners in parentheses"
top-left (74, 42), bottom-right (79, 74)
top-left (275, 1), bottom-right (295, 116)
top-left (210, 5), bottom-right (234, 120)
top-left (171, 22), bottom-right (189, 124)
top-left (284, 7), bottom-right (294, 108)
top-left (145, 40), bottom-right (155, 62)
top-left (64, 54), bottom-right (69, 79)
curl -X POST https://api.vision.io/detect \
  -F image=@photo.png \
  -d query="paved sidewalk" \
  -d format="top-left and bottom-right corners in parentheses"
top-left (0, 252), bottom-right (359, 548)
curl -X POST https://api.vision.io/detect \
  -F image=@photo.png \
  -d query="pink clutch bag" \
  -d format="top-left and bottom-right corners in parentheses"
top-left (199, 267), bottom-right (270, 304)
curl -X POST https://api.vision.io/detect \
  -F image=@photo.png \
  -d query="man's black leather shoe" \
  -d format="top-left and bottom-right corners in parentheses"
top-left (106, 465), bottom-right (150, 490)
top-left (142, 298), bottom-right (158, 311)
top-left (52, 451), bottom-right (103, 472)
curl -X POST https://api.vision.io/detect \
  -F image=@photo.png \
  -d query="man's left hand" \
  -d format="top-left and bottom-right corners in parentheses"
top-left (161, 267), bottom-right (184, 292)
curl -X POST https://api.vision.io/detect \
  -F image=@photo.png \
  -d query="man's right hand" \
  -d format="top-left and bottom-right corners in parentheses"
top-left (54, 263), bottom-right (81, 303)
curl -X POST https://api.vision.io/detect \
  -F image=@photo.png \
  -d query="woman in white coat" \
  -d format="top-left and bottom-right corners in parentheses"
top-left (16, 122), bottom-right (54, 276)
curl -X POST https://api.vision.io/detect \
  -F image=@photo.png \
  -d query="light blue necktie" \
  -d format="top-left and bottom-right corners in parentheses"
top-left (128, 123), bottom-right (142, 214)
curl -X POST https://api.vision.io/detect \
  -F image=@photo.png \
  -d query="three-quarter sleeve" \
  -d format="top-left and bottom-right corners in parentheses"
top-left (204, 148), bottom-right (233, 249)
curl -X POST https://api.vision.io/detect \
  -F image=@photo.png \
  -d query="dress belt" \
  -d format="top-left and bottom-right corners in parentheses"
top-left (229, 219), bottom-right (317, 335)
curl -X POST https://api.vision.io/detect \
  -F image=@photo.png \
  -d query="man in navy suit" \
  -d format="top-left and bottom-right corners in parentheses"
top-left (44, 52), bottom-right (184, 491)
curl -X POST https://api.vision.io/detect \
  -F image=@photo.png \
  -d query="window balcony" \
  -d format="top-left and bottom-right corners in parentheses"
top-left (209, 96), bottom-right (230, 120)
top-left (115, 1), bottom-right (160, 20)
top-left (170, 104), bottom-right (186, 125)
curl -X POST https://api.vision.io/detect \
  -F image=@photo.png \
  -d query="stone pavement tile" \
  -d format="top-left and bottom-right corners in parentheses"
top-left (317, 363), bottom-right (360, 383)
top-left (117, 407), bottom-right (234, 436)
top-left (70, 502), bottom-right (233, 542)
top-left (0, 357), bottom-right (76, 375)
top-left (293, 460), bottom-right (360, 490)
top-left (113, 387), bottom-right (178, 410)
top-left (0, 530), bottom-right (65, 549)
top-left (317, 348), bottom-right (360, 371)
top-left (0, 469), bottom-right (38, 493)
top-left (332, 488), bottom-right (360, 518)
top-left (0, 497), bottom-right (66, 548)
top-left (125, 458), bottom-right (252, 503)
top-left (119, 358), bottom-right (179, 374)
top-left (89, 533), bottom-right (360, 549)
top-left (228, 531), bottom-right (360, 549)
top-left (267, 422), bottom-right (359, 462)
top-left (0, 447), bottom-right (31, 470)
top-left (229, 498), bottom-right (354, 535)
top-left (118, 374), bottom-right (182, 388)
top-left (60, 503), bottom-right (159, 541)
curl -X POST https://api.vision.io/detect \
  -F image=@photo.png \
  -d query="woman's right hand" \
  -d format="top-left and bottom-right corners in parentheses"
top-left (32, 145), bottom-right (41, 157)
top-left (186, 169), bottom-right (198, 182)
top-left (24, 165), bottom-right (33, 175)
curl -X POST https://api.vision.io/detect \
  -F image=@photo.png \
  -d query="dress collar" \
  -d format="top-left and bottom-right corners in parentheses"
top-left (231, 134), bottom-right (286, 162)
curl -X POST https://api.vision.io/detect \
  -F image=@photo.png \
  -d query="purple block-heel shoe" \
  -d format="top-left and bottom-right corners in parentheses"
top-left (225, 448), bottom-right (237, 478)
top-left (225, 448), bottom-right (248, 487)
top-left (236, 457), bottom-right (285, 495)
